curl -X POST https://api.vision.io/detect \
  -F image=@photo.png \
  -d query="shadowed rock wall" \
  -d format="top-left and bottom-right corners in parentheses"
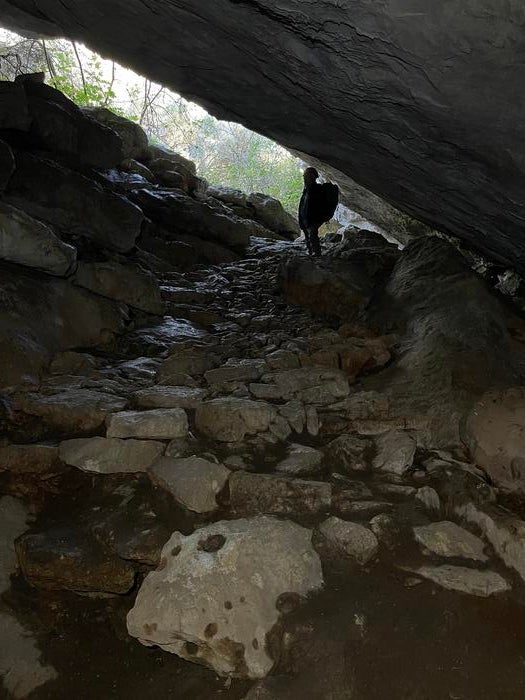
top-left (2, 1), bottom-right (525, 268)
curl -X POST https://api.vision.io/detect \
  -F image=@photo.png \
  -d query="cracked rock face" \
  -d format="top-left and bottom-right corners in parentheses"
top-left (2, 1), bottom-right (525, 268)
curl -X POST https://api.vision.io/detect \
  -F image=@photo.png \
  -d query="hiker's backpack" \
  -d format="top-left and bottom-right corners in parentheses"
top-left (318, 182), bottom-right (339, 223)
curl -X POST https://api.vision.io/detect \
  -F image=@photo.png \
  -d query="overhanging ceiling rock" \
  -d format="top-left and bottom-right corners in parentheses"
top-left (2, 1), bottom-right (525, 268)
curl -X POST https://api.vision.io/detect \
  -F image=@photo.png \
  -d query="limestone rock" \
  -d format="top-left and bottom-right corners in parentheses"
top-left (23, 81), bottom-right (123, 168)
top-left (127, 516), bottom-right (323, 678)
top-left (208, 186), bottom-right (300, 239)
top-left (195, 398), bottom-right (276, 442)
top-left (49, 351), bottom-right (97, 376)
top-left (0, 202), bottom-right (77, 276)
top-left (133, 188), bottom-right (252, 252)
top-left (16, 526), bottom-right (136, 594)
top-left (256, 367), bottom-right (350, 404)
top-left (106, 409), bottom-right (188, 440)
top-left (149, 456), bottom-right (229, 513)
top-left (6, 151), bottom-right (143, 253)
top-left (372, 430), bottom-right (416, 476)
top-left (318, 517), bottom-right (378, 565)
top-left (409, 565), bottom-right (510, 597)
top-left (275, 444), bottom-right (323, 476)
top-left (13, 389), bottom-right (127, 435)
top-left (133, 385), bottom-right (207, 410)
top-left (74, 261), bottom-right (163, 315)
top-left (82, 106), bottom-right (148, 160)
top-left (324, 434), bottom-right (372, 473)
top-left (0, 81), bottom-right (31, 131)
top-left (205, 359), bottom-right (267, 386)
top-left (0, 139), bottom-right (15, 191)
top-left (279, 258), bottom-right (374, 319)
top-left (0, 264), bottom-right (126, 389)
top-left (229, 471), bottom-right (331, 517)
top-left (463, 388), bottom-right (525, 492)
top-left (59, 436), bottom-right (165, 474)
top-left (157, 347), bottom-right (219, 381)
top-left (415, 486), bottom-right (442, 514)
top-left (457, 503), bottom-right (525, 583)
top-left (413, 521), bottom-right (487, 562)
top-left (0, 444), bottom-right (60, 474)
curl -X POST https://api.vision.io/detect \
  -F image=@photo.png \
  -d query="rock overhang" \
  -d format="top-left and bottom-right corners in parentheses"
top-left (1, 1), bottom-right (525, 269)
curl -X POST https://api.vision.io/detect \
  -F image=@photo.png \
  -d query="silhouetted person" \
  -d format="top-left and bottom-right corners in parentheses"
top-left (298, 167), bottom-right (339, 256)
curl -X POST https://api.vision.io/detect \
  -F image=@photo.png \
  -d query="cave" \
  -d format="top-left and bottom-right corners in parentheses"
top-left (1, 3), bottom-right (525, 700)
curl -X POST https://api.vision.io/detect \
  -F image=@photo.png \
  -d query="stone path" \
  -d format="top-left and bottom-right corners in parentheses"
top-left (2, 236), bottom-right (525, 698)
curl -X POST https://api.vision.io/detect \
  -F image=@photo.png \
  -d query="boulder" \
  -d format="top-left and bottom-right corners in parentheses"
top-left (318, 517), bottom-right (378, 564)
top-left (370, 238), bottom-right (521, 447)
top-left (82, 106), bottom-right (148, 160)
top-left (132, 385), bottom-right (207, 410)
top-left (73, 261), bottom-right (163, 314)
top-left (5, 151), bottom-right (143, 253)
top-left (463, 388), bottom-right (525, 492)
top-left (413, 521), bottom-right (487, 562)
top-left (149, 456), bottom-right (229, 513)
top-left (229, 471), bottom-right (331, 517)
top-left (324, 434), bottom-right (373, 473)
top-left (127, 516), bottom-right (323, 678)
top-left (144, 143), bottom-right (197, 175)
top-left (12, 389), bottom-right (127, 435)
top-left (0, 202), bottom-right (77, 276)
top-left (275, 444), bottom-right (323, 476)
top-left (132, 188), bottom-right (252, 252)
top-left (22, 81), bottom-right (124, 168)
top-left (0, 264), bottom-right (126, 389)
top-left (0, 81), bottom-right (31, 130)
top-left (106, 409), bottom-right (188, 440)
top-left (372, 430), bottom-right (416, 475)
top-left (408, 565), bottom-right (510, 597)
top-left (208, 186), bottom-right (299, 239)
top-left (0, 139), bottom-right (14, 191)
top-left (59, 437), bottom-right (165, 474)
top-left (15, 526), bottom-right (136, 594)
top-left (195, 398), bottom-right (276, 442)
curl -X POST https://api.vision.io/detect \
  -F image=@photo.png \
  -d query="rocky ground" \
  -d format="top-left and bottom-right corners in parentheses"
top-left (3, 77), bottom-right (525, 699)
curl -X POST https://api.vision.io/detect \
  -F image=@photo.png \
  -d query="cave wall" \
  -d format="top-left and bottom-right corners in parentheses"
top-left (2, 1), bottom-right (525, 269)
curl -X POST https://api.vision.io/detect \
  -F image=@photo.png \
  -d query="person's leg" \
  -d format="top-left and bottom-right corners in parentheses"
top-left (302, 227), bottom-right (313, 255)
top-left (309, 225), bottom-right (322, 256)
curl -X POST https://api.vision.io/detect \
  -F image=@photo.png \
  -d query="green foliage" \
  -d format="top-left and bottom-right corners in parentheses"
top-left (48, 49), bottom-right (116, 106)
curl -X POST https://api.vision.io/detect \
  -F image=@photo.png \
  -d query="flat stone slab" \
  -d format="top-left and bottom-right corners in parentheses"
top-left (414, 521), bottom-right (487, 562)
top-left (408, 565), bottom-right (510, 597)
top-left (149, 457), bottom-right (229, 513)
top-left (133, 385), bottom-right (207, 409)
top-left (106, 408), bottom-right (188, 439)
top-left (59, 437), bottom-right (165, 474)
top-left (195, 398), bottom-right (276, 442)
top-left (127, 516), bottom-right (323, 679)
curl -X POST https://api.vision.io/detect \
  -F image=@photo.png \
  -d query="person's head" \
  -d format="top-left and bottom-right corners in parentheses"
top-left (303, 167), bottom-right (319, 186)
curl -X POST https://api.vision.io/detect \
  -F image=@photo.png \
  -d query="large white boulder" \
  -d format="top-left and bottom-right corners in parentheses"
top-left (127, 516), bottom-right (323, 678)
